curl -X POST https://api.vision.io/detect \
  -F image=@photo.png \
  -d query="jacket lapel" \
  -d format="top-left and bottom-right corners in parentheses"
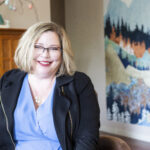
top-left (1, 71), bottom-right (26, 134)
top-left (53, 75), bottom-right (74, 150)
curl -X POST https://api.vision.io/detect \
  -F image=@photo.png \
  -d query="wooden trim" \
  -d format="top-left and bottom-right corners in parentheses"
top-left (0, 28), bottom-right (26, 35)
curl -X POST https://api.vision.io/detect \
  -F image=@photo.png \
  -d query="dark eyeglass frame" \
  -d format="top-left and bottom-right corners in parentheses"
top-left (34, 45), bottom-right (62, 53)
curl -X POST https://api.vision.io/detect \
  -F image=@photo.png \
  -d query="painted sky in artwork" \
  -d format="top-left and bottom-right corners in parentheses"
top-left (104, 0), bottom-right (150, 32)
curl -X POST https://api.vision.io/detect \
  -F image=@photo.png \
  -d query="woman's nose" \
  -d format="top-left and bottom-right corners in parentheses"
top-left (41, 49), bottom-right (50, 57)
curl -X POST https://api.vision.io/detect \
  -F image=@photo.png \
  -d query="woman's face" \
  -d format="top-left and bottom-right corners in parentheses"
top-left (31, 31), bottom-right (62, 78)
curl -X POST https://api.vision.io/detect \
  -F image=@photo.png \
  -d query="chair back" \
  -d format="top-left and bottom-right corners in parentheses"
top-left (99, 135), bottom-right (131, 150)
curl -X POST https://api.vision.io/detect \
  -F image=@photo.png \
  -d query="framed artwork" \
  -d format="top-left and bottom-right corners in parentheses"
top-left (104, 0), bottom-right (150, 126)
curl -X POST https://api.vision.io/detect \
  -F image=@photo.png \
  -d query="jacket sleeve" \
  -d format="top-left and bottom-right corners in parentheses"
top-left (74, 72), bottom-right (100, 150)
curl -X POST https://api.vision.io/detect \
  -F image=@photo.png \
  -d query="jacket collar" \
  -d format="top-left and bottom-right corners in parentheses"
top-left (56, 74), bottom-right (74, 87)
top-left (2, 70), bottom-right (74, 88)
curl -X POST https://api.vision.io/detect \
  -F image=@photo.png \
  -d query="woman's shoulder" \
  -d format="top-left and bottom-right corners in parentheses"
top-left (74, 71), bottom-right (92, 83)
top-left (0, 69), bottom-right (26, 86)
top-left (2, 69), bottom-right (25, 78)
top-left (73, 71), bottom-right (94, 93)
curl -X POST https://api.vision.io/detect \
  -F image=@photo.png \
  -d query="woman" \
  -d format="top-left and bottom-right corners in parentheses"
top-left (0, 22), bottom-right (100, 150)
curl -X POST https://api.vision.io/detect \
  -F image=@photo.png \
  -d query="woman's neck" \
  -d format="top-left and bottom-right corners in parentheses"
top-left (28, 73), bottom-right (56, 109)
top-left (28, 73), bottom-right (56, 85)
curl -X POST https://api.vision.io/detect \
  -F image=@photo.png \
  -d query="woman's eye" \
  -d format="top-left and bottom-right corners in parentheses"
top-left (51, 47), bottom-right (59, 50)
top-left (34, 45), bottom-right (43, 49)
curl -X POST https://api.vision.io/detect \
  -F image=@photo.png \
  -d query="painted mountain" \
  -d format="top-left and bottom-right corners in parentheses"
top-left (104, 0), bottom-right (150, 126)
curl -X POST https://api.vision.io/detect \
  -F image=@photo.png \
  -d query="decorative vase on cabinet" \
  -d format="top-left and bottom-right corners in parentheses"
top-left (0, 28), bottom-right (25, 77)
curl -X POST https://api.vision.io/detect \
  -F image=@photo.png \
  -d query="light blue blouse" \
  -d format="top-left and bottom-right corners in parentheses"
top-left (14, 75), bottom-right (62, 150)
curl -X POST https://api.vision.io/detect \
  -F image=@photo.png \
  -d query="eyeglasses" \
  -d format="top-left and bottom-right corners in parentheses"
top-left (34, 45), bottom-right (61, 54)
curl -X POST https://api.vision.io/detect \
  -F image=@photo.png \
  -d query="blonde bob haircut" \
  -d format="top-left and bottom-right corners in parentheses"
top-left (14, 22), bottom-right (76, 76)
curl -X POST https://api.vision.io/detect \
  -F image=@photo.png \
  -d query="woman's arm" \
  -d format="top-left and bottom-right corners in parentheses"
top-left (74, 73), bottom-right (100, 150)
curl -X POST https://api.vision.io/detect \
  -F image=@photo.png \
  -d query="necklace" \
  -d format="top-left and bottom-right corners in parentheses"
top-left (34, 96), bottom-right (42, 104)
top-left (28, 74), bottom-right (56, 105)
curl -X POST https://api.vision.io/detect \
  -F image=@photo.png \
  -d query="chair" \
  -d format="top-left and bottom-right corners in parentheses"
top-left (99, 135), bottom-right (131, 150)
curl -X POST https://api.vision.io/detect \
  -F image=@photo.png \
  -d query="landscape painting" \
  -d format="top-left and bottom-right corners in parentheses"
top-left (104, 0), bottom-right (150, 126)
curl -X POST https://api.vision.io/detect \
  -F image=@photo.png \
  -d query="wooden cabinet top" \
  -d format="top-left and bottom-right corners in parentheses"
top-left (0, 28), bottom-right (26, 35)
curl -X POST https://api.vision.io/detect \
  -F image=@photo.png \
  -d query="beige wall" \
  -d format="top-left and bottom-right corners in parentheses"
top-left (0, 0), bottom-right (50, 29)
top-left (65, 0), bottom-right (150, 142)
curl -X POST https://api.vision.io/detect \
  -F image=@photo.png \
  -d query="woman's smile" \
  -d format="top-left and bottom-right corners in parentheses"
top-left (37, 60), bottom-right (52, 66)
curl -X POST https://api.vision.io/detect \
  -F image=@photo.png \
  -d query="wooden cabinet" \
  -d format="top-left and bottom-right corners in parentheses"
top-left (0, 28), bottom-right (25, 77)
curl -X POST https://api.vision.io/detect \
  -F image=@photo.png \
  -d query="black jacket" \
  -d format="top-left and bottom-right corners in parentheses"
top-left (0, 69), bottom-right (100, 150)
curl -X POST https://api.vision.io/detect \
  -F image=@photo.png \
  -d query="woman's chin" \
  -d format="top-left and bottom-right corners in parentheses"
top-left (32, 69), bottom-right (52, 78)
